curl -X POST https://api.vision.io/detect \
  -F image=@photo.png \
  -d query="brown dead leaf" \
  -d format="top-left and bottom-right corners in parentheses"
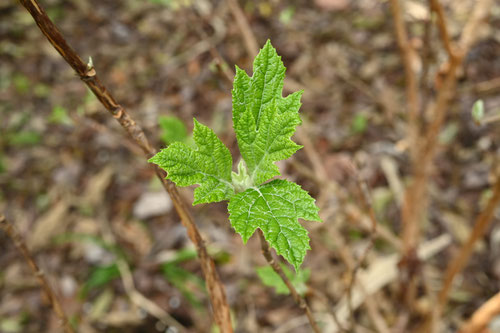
top-left (82, 166), bottom-right (114, 207)
top-left (114, 220), bottom-right (153, 257)
top-left (314, 0), bottom-right (349, 11)
top-left (95, 307), bottom-right (143, 327)
top-left (3, 263), bottom-right (38, 290)
top-left (28, 200), bottom-right (70, 250)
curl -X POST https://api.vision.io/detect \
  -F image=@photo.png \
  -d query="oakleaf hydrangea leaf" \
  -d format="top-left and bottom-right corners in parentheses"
top-left (149, 119), bottom-right (234, 205)
top-left (228, 179), bottom-right (321, 270)
top-left (232, 40), bottom-right (303, 185)
top-left (150, 40), bottom-right (321, 270)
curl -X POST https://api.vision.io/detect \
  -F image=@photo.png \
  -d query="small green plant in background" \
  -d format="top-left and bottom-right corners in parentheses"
top-left (351, 112), bottom-right (368, 134)
top-left (150, 40), bottom-right (321, 270)
top-left (7, 131), bottom-right (41, 147)
top-left (12, 73), bottom-right (30, 94)
top-left (471, 99), bottom-right (500, 126)
top-left (3, 111), bottom-right (41, 147)
top-left (472, 99), bottom-right (484, 125)
top-left (160, 249), bottom-right (206, 309)
top-left (80, 264), bottom-right (121, 298)
top-left (256, 265), bottom-right (310, 295)
top-left (49, 105), bottom-right (73, 126)
top-left (158, 115), bottom-right (191, 145)
top-left (54, 233), bottom-right (126, 298)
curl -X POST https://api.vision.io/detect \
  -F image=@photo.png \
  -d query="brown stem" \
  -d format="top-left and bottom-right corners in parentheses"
top-left (393, 0), bottom-right (492, 310)
top-left (346, 177), bottom-right (377, 328)
top-left (17, 0), bottom-right (233, 331)
top-left (429, 0), bottom-right (457, 61)
top-left (388, 1), bottom-right (422, 305)
top-left (436, 176), bottom-right (500, 315)
top-left (0, 214), bottom-right (75, 333)
top-left (226, 0), bottom-right (259, 58)
top-left (257, 229), bottom-right (321, 333)
top-left (460, 290), bottom-right (500, 333)
top-left (388, 0), bottom-right (420, 163)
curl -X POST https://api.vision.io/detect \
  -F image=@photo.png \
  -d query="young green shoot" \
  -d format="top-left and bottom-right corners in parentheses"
top-left (149, 40), bottom-right (321, 270)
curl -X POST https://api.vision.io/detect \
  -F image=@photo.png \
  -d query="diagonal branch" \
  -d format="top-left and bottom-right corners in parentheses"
top-left (437, 176), bottom-right (500, 315)
top-left (429, 0), bottom-right (457, 60)
top-left (0, 214), bottom-right (75, 333)
top-left (226, 0), bottom-right (259, 58)
top-left (257, 229), bottom-right (321, 333)
top-left (460, 290), bottom-right (500, 333)
top-left (16, 0), bottom-right (232, 331)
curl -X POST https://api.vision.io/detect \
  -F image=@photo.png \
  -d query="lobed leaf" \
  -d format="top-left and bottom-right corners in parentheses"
top-left (232, 40), bottom-right (303, 185)
top-left (228, 179), bottom-right (321, 270)
top-left (150, 40), bottom-right (322, 269)
top-left (149, 119), bottom-right (234, 205)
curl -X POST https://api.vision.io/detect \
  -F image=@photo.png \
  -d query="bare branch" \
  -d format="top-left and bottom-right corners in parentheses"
top-left (17, 0), bottom-right (233, 331)
top-left (257, 230), bottom-right (321, 333)
top-left (226, 0), bottom-right (259, 58)
top-left (429, 0), bottom-right (457, 60)
top-left (0, 214), bottom-right (74, 333)
top-left (388, 0), bottom-right (420, 162)
top-left (437, 176), bottom-right (500, 314)
top-left (460, 290), bottom-right (500, 333)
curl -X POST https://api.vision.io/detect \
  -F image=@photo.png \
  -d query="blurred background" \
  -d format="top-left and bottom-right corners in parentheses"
top-left (0, 0), bottom-right (499, 332)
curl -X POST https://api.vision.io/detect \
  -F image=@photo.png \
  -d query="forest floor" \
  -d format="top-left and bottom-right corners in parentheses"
top-left (1, 0), bottom-right (500, 332)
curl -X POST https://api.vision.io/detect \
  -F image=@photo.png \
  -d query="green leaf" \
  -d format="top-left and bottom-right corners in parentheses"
top-left (0, 154), bottom-right (5, 174)
top-left (279, 6), bottom-right (295, 25)
top-left (256, 264), bottom-right (310, 295)
top-left (49, 106), bottom-right (72, 125)
top-left (228, 179), bottom-right (321, 270)
top-left (351, 113), bottom-right (368, 134)
top-left (161, 251), bottom-right (206, 309)
top-left (232, 40), bottom-right (302, 185)
top-left (12, 74), bottom-right (30, 94)
top-left (472, 99), bottom-right (484, 125)
top-left (158, 115), bottom-right (188, 145)
top-left (7, 131), bottom-right (41, 146)
top-left (149, 40), bottom-right (322, 269)
top-left (80, 264), bottom-right (120, 298)
top-left (149, 118), bottom-right (234, 205)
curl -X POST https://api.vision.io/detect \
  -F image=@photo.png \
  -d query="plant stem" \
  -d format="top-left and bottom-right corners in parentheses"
top-left (0, 214), bottom-right (75, 333)
top-left (16, 1), bottom-right (232, 331)
top-left (388, 0), bottom-right (420, 164)
top-left (257, 229), bottom-right (321, 333)
top-left (429, 0), bottom-right (457, 61)
top-left (226, 0), bottom-right (259, 58)
top-left (436, 176), bottom-right (500, 315)
top-left (460, 290), bottom-right (500, 333)
top-left (390, 0), bottom-right (493, 310)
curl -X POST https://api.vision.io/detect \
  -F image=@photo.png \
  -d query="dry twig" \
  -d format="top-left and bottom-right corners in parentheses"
top-left (0, 214), bottom-right (74, 333)
top-left (429, 0), bottom-right (457, 60)
top-left (226, 0), bottom-right (259, 58)
top-left (17, 0), bottom-right (232, 331)
top-left (437, 176), bottom-right (500, 315)
top-left (460, 290), bottom-right (500, 333)
top-left (346, 175), bottom-right (378, 329)
top-left (391, 0), bottom-right (493, 309)
top-left (98, 212), bottom-right (188, 332)
top-left (388, 0), bottom-right (420, 163)
top-left (388, 0), bottom-right (422, 305)
top-left (116, 259), bottom-right (187, 332)
top-left (327, 234), bottom-right (451, 332)
top-left (257, 229), bottom-right (321, 333)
